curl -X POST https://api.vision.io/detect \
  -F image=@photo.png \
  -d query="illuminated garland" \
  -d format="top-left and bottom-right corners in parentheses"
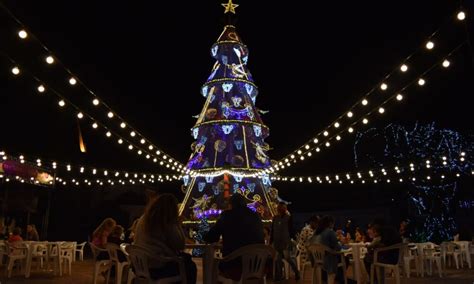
top-left (272, 156), bottom-right (472, 185)
top-left (0, 4), bottom-right (185, 173)
top-left (270, 10), bottom-right (468, 173)
top-left (268, 41), bottom-right (467, 174)
top-left (0, 150), bottom-right (181, 186)
top-left (188, 167), bottom-right (264, 178)
top-left (0, 54), bottom-right (186, 174)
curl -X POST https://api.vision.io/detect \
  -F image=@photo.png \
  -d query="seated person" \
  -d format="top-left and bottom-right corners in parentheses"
top-left (91, 217), bottom-right (116, 260)
top-left (8, 227), bottom-right (23, 243)
top-left (204, 194), bottom-right (265, 281)
top-left (309, 216), bottom-right (343, 281)
top-left (107, 225), bottom-right (127, 262)
top-left (134, 194), bottom-right (196, 284)
top-left (355, 227), bottom-right (367, 243)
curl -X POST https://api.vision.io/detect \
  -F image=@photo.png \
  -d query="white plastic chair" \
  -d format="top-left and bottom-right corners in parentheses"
top-left (107, 243), bottom-right (130, 284)
top-left (453, 241), bottom-right (472, 269)
top-left (370, 243), bottom-right (406, 284)
top-left (416, 242), bottom-right (442, 277)
top-left (306, 243), bottom-right (347, 284)
top-left (5, 242), bottom-right (28, 278)
top-left (440, 242), bottom-right (461, 269)
top-left (74, 241), bottom-right (86, 261)
top-left (403, 244), bottom-right (420, 277)
top-left (89, 242), bottom-right (112, 284)
top-left (126, 244), bottom-right (187, 284)
top-left (25, 241), bottom-right (48, 278)
top-left (59, 242), bottom-right (75, 276)
top-left (214, 244), bottom-right (275, 284)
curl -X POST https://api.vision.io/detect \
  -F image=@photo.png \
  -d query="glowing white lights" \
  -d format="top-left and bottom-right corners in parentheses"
top-left (426, 41), bottom-right (434, 50)
top-left (92, 123), bottom-right (98, 129)
top-left (396, 94), bottom-right (403, 101)
top-left (37, 85), bottom-right (45, 93)
top-left (418, 78), bottom-right (425, 86)
top-left (140, 139), bottom-right (146, 144)
top-left (334, 122), bottom-right (340, 128)
top-left (45, 56), bottom-right (55, 64)
top-left (18, 30), bottom-right (28, 39)
top-left (11, 67), bottom-right (20, 75)
top-left (120, 122), bottom-right (126, 128)
top-left (92, 98), bottom-right (100, 106)
top-left (69, 77), bottom-right (77, 85)
top-left (77, 112), bottom-right (84, 119)
top-left (457, 11), bottom-right (466, 21)
top-left (313, 138), bottom-right (319, 144)
top-left (106, 131), bottom-right (112, 137)
top-left (400, 64), bottom-right (408, 72)
top-left (362, 118), bottom-right (368, 124)
top-left (362, 99), bottom-right (368, 106)
top-left (323, 131), bottom-right (329, 137)
top-left (58, 100), bottom-right (65, 107)
top-left (348, 127), bottom-right (354, 133)
top-left (118, 139), bottom-right (123, 144)
top-left (442, 59), bottom-right (450, 68)
top-left (380, 83), bottom-right (388, 90)
top-left (378, 107), bottom-right (385, 114)
top-left (347, 111), bottom-right (353, 118)
top-left (107, 112), bottom-right (114, 118)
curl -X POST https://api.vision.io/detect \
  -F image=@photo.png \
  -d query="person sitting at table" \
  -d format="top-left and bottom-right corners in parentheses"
top-left (364, 225), bottom-right (401, 283)
top-left (26, 224), bottom-right (40, 241)
top-left (107, 225), bottom-right (128, 263)
top-left (309, 215), bottom-right (344, 282)
top-left (134, 194), bottom-right (196, 284)
top-left (92, 217), bottom-right (116, 260)
top-left (204, 193), bottom-right (265, 281)
top-left (8, 227), bottom-right (23, 242)
top-left (355, 227), bottom-right (367, 243)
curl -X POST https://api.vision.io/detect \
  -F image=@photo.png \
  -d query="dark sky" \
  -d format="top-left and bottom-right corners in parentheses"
top-left (1, 1), bottom-right (473, 210)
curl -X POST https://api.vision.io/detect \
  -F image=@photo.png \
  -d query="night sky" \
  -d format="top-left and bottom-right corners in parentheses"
top-left (1, 0), bottom-right (473, 218)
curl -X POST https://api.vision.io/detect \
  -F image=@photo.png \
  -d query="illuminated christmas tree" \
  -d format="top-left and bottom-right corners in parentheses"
top-left (179, 1), bottom-right (278, 223)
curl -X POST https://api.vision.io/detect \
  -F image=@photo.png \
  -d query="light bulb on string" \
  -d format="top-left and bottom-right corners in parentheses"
top-left (58, 100), bottom-right (65, 107)
top-left (130, 131), bottom-right (136, 137)
top-left (362, 99), bottom-right (368, 106)
top-left (418, 78), bottom-right (425, 86)
top-left (92, 123), bottom-right (98, 129)
top-left (378, 107), bottom-right (385, 114)
top-left (313, 138), bottom-right (318, 144)
top-left (380, 83), bottom-right (388, 90)
top-left (77, 112), bottom-right (84, 119)
top-left (400, 64), bottom-right (408, 72)
top-left (18, 30), bottom-right (28, 39)
top-left (362, 118), bottom-right (368, 124)
top-left (442, 59), bottom-right (450, 68)
top-left (106, 131), bottom-right (112, 137)
top-left (334, 122), bottom-right (340, 128)
top-left (396, 94), bottom-right (403, 101)
top-left (148, 145), bottom-right (153, 150)
top-left (426, 41), bottom-right (434, 50)
top-left (69, 77), bottom-right (77, 85)
top-left (457, 11), bottom-right (466, 21)
top-left (107, 112), bottom-right (114, 118)
top-left (120, 122), bottom-right (126, 128)
top-left (323, 131), bottom-right (329, 136)
top-left (347, 111), bottom-right (353, 118)
top-left (118, 139), bottom-right (123, 144)
top-left (348, 127), bottom-right (354, 133)
top-left (11, 67), bottom-right (20, 75)
top-left (45, 56), bottom-right (55, 64)
top-left (92, 99), bottom-right (100, 106)
top-left (336, 135), bottom-right (341, 141)
top-left (140, 139), bottom-right (146, 144)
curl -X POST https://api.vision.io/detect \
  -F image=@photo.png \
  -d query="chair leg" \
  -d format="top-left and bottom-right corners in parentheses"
top-left (394, 267), bottom-right (400, 284)
top-left (126, 268), bottom-right (135, 284)
top-left (116, 264), bottom-right (123, 284)
top-left (106, 265), bottom-right (111, 284)
top-left (370, 264), bottom-right (374, 284)
top-left (404, 259), bottom-right (410, 278)
top-left (375, 266), bottom-right (382, 284)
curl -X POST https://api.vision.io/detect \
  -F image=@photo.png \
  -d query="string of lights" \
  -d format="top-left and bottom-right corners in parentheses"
top-left (271, 154), bottom-right (472, 184)
top-left (0, 52), bottom-right (187, 174)
top-left (0, 150), bottom-right (181, 186)
top-left (0, 3), bottom-right (186, 172)
top-left (270, 10), bottom-right (467, 173)
top-left (268, 41), bottom-right (467, 174)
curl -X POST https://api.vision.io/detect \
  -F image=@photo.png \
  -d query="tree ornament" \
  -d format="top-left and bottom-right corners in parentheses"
top-left (214, 140), bottom-right (227, 152)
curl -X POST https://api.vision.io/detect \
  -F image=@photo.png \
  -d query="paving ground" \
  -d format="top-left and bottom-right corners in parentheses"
top-left (1, 258), bottom-right (474, 284)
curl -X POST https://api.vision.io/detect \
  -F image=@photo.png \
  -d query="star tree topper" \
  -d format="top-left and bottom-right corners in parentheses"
top-left (222, 0), bottom-right (239, 14)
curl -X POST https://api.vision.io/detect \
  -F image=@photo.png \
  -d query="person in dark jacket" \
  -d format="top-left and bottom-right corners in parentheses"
top-left (204, 194), bottom-right (264, 281)
top-left (271, 202), bottom-right (300, 281)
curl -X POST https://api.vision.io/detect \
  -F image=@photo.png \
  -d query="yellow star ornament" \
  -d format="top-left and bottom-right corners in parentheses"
top-left (222, 0), bottom-right (239, 14)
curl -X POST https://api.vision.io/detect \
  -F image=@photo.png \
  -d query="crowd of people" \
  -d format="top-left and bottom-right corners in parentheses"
top-left (90, 193), bottom-right (473, 283)
top-left (0, 219), bottom-right (40, 243)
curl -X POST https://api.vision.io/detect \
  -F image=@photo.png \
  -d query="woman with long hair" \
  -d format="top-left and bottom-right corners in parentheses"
top-left (134, 193), bottom-right (196, 283)
top-left (92, 217), bottom-right (116, 248)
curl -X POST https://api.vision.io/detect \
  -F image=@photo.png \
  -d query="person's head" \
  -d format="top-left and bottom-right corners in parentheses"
top-left (27, 225), bottom-right (33, 233)
top-left (110, 225), bottom-right (124, 238)
top-left (143, 193), bottom-right (179, 234)
top-left (355, 227), bottom-right (365, 240)
top-left (12, 227), bottom-right (21, 236)
top-left (277, 202), bottom-right (287, 216)
top-left (309, 215), bottom-right (320, 230)
top-left (93, 218), bottom-right (116, 238)
top-left (371, 224), bottom-right (382, 238)
top-left (317, 215), bottom-right (335, 233)
top-left (230, 193), bottom-right (246, 209)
